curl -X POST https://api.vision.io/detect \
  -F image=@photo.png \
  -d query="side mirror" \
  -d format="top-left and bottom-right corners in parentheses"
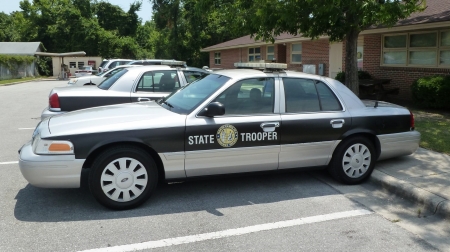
top-left (198, 102), bottom-right (225, 117)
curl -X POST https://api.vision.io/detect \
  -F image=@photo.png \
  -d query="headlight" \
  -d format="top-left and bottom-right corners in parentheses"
top-left (32, 134), bottom-right (74, 155)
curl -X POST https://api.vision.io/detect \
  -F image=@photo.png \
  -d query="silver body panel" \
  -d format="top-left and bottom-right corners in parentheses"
top-left (377, 131), bottom-right (421, 160)
top-left (19, 141), bottom-right (84, 188)
top-left (185, 146), bottom-right (280, 177)
top-left (41, 106), bottom-right (64, 120)
top-left (279, 141), bottom-right (340, 169)
top-left (159, 152), bottom-right (186, 179)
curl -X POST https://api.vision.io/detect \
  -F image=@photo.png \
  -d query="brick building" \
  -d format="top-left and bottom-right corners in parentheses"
top-left (201, 0), bottom-right (450, 100)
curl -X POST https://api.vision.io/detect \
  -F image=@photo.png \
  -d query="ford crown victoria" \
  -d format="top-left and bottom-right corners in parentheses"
top-left (41, 62), bottom-right (209, 120)
top-left (19, 63), bottom-right (420, 210)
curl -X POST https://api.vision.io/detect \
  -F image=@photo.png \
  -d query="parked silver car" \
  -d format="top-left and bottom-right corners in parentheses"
top-left (42, 63), bottom-right (209, 120)
top-left (20, 63), bottom-right (420, 210)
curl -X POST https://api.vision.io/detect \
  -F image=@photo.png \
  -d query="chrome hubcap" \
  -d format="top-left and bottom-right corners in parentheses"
top-left (342, 143), bottom-right (371, 178)
top-left (100, 157), bottom-right (148, 202)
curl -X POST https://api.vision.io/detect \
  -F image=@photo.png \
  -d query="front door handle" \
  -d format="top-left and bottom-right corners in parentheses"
top-left (260, 122), bottom-right (280, 132)
top-left (138, 97), bottom-right (151, 102)
top-left (330, 119), bottom-right (345, 128)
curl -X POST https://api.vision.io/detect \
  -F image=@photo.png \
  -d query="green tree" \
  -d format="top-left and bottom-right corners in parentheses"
top-left (217, 0), bottom-right (425, 95)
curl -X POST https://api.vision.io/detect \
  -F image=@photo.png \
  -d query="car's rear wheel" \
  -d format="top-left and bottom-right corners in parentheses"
top-left (329, 136), bottom-right (375, 184)
top-left (89, 145), bottom-right (158, 210)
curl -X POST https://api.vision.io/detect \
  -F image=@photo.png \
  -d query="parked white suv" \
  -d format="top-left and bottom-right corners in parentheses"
top-left (98, 59), bottom-right (133, 73)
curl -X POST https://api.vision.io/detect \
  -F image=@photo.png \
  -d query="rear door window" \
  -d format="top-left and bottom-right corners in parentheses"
top-left (136, 70), bottom-right (180, 93)
top-left (283, 78), bottom-right (342, 113)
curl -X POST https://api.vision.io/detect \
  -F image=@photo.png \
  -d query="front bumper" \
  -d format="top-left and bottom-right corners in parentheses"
top-left (41, 107), bottom-right (65, 120)
top-left (377, 131), bottom-right (421, 160)
top-left (19, 141), bottom-right (84, 188)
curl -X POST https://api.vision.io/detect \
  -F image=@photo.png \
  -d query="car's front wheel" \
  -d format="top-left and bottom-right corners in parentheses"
top-left (329, 136), bottom-right (375, 184)
top-left (89, 145), bottom-right (158, 210)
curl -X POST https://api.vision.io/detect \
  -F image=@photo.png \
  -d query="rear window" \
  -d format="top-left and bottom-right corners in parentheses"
top-left (98, 69), bottom-right (128, 90)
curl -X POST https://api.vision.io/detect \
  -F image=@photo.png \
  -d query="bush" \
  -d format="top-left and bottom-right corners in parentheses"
top-left (411, 75), bottom-right (450, 109)
top-left (334, 70), bottom-right (372, 83)
top-left (36, 56), bottom-right (52, 76)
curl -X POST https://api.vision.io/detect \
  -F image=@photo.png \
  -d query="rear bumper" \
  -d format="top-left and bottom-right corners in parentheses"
top-left (18, 141), bottom-right (84, 188)
top-left (377, 131), bottom-right (421, 160)
top-left (41, 107), bottom-right (65, 120)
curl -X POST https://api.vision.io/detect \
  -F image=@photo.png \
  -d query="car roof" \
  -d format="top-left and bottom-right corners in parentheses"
top-left (210, 69), bottom-right (325, 81)
top-left (124, 65), bottom-right (174, 73)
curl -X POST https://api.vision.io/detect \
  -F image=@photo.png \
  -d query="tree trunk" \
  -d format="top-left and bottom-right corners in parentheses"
top-left (344, 29), bottom-right (360, 96)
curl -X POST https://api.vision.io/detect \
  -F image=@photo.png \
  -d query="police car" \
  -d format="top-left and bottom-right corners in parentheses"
top-left (19, 62), bottom-right (420, 210)
top-left (41, 61), bottom-right (209, 120)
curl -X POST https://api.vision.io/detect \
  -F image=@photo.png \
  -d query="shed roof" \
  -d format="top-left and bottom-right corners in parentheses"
top-left (201, 0), bottom-right (450, 52)
top-left (0, 42), bottom-right (42, 55)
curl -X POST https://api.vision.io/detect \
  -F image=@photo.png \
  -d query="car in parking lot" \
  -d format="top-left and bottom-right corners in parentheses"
top-left (98, 59), bottom-right (133, 73)
top-left (42, 62), bottom-right (209, 120)
top-left (20, 62), bottom-right (420, 210)
top-left (74, 66), bottom-right (96, 77)
top-left (67, 65), bottom-right (141, 87)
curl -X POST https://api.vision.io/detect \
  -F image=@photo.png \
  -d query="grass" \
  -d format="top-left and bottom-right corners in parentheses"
top-left (411, 108), bottom-right (450, 155)
top-left (393, 99), bottom-right (450, 155)
top-left (0, 77), bottom-right (44, 86)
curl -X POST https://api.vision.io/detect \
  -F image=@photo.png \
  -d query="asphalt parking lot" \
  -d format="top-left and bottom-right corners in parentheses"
top-left (0, 80), bottom-right (445, 252)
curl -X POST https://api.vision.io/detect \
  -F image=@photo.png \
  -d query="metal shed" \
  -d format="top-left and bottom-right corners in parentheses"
top-left (0, 42), bottom-right (42, 80)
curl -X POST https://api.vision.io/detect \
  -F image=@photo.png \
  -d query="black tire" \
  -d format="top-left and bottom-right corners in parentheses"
top-left (328, 136), bottom-right (375, 184)
top-left (89, 145), bottom-right (158, 210)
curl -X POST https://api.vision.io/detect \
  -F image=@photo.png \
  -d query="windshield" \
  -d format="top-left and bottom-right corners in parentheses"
top-left (99, 60), bottom-right (109, 68)
top-left (98, 69), bottom-right (128, 90)
top-left (158, 74), bottom-right (230, 114)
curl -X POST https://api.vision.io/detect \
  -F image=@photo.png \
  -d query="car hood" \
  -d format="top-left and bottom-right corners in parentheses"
top-left (42, 102), bottom-right (186, 138)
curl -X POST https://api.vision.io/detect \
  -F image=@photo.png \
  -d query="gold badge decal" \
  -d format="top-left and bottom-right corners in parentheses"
top-left (216, 124), bottom-right (238, 147)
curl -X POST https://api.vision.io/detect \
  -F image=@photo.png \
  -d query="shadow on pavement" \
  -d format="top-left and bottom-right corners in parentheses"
top-left (14, 170), bottom-right (342, 222)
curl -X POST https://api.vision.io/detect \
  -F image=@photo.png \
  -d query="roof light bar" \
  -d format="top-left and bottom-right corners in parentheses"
top-left (234, 62), bottom-right (287, 70)
top-left (160, 60), bottom-right (186, 66)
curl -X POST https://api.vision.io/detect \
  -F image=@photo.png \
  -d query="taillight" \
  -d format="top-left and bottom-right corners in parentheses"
top-left (49, 93), bottom-right (60, 108)
top-left (410, 111), bottom-right (415, 130)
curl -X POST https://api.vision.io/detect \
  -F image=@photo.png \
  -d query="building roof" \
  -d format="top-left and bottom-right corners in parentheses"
top-left (0, 42), bottom-right (42, 55)
top-left (201, 0), bottom-right (450, 52)
top-left (396, 0), bottom-right (450, 26)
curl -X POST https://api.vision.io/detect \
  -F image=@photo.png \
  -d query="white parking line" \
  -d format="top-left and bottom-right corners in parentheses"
top-left (18, 128), bottom-right (35, 130)
top-left (79, 209), bottom-right (372, 252)
top-left (0, 161), bottom-right (18, 165)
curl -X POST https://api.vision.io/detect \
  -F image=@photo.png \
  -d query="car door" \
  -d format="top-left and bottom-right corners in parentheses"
top-left (130, 70), bottom-right (181, 102)
top-left (184, 77), bottom-right (281, 177)
top-left (278, 77), bottom-right (352, 169)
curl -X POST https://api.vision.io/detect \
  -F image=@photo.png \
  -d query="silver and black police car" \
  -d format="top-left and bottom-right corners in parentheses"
top-left (42, 61), bottom-right (209, 120)
top-left (19, 62), bottom-right (420, 210)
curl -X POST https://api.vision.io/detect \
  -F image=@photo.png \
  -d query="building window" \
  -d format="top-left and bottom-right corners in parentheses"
top-left (214, 52), bottom-right (221, 65)
top-left (78, 62), bottom-right (85, 68)
top-left (248, 47), bottom-right (261, 62)
top-left (382, 31), bottom-right (450, 67)
top-left (267, 46), bottom-right (275, 61)
top-left (291, 43), bottom-right (302, 63)
top-left (69, 62), bottom-right (76, 68)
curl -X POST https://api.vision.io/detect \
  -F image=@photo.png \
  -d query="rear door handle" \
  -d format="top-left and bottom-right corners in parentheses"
top-left (260, 122), bottom-right (280, 132)
top-left (138, 97), bottom-right (151, 102)
top-left (330, 119), bottom-right (345, 128)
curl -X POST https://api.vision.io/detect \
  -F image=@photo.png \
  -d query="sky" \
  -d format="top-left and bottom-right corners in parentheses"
top-left (2, 0), bottom-right (153, 22)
